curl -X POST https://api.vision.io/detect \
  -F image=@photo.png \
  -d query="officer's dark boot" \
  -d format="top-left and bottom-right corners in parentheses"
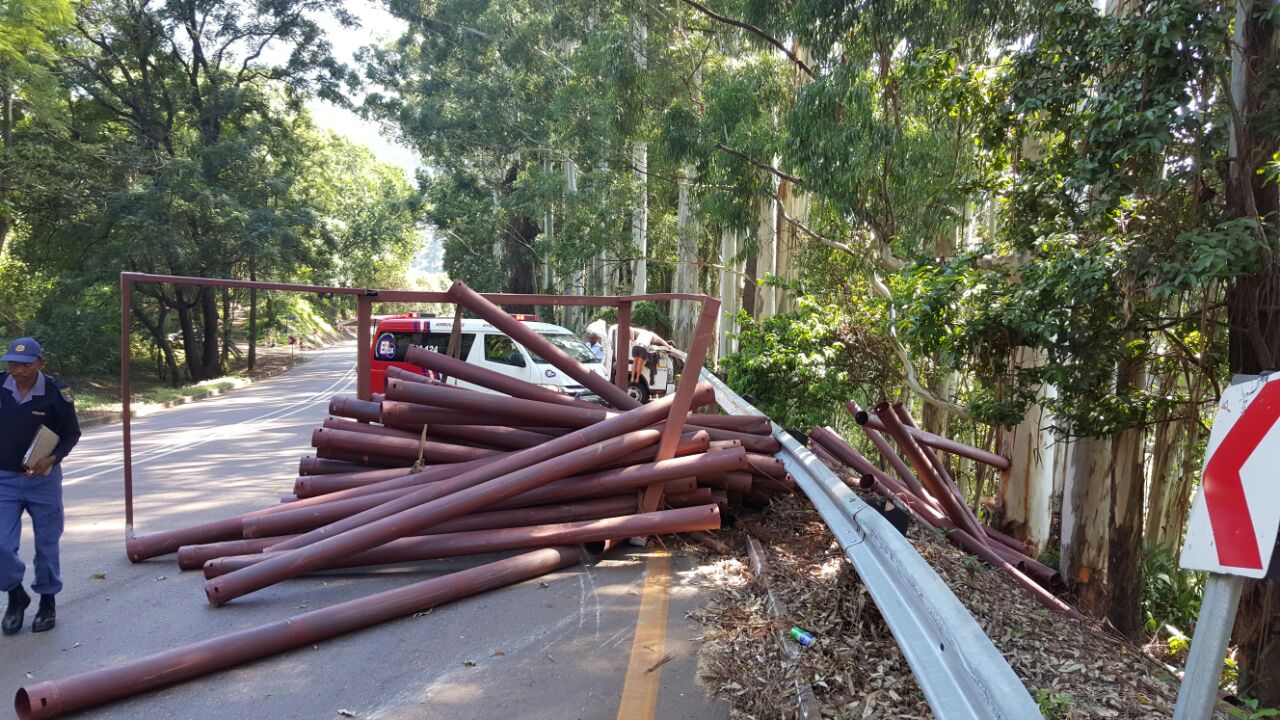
top-left (2, 587), bottom-right (30, 635)
top-left (31, 595), bottom-right (55, 633)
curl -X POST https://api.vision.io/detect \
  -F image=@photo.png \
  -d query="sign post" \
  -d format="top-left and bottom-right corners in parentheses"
top-left (1174, 373), bottom-right (1280, 720)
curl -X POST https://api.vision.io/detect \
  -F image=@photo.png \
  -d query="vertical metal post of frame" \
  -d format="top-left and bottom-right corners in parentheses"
top-left (120, 274), bottom-right (135, 540)
top-left (356, 293), bottom-right (374, 400)
top-left (448, 303), bottom-right (464, 359)
top-left (640, 297), bottom-right (720, 512)
top-left (615, 300), bottom-right (632, 390)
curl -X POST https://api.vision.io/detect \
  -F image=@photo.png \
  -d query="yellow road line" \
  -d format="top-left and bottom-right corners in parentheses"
top-left (616, 552), bottom-right (672, 720)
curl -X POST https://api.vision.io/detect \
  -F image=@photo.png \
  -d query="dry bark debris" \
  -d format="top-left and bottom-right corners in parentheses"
top-left (688, 494), bottom-right (1214, 720)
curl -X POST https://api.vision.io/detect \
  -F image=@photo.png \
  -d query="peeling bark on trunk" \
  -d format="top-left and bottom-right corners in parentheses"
top-left (756, 193), bottom-right (776, 319)
top-left (997, 349), bottom-right (1058, 556)
top-left (717, 229), bottom-right (742, 359)
top-left (1061, 434), bottom-right (1112, 616)
top-left (672, 164), bottom-right (699, 350)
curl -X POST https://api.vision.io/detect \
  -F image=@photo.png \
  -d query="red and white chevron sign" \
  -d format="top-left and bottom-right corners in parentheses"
top-left (1181, 375), bottom-right (1280, 577)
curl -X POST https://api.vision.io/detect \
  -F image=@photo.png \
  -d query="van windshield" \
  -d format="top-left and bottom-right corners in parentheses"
top-left (530, 332), bottom-right (598, 364)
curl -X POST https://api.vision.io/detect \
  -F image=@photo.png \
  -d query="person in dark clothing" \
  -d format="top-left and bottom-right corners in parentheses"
top-left (1, 337), bottom-right (80, 635)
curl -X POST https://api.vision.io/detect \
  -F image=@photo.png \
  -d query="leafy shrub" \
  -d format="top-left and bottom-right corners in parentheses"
top-left (719, 296), bottom-right (898, 430)
top-left (1140, 542), bottom-right (1205, 638)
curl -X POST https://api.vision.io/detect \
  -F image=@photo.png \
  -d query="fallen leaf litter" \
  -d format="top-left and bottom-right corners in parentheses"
top-left (688, 494), bottom-right (1223, 719)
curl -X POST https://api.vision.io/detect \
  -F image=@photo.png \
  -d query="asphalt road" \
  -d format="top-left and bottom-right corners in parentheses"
top-left (1, 342), bottom-right (727, 720)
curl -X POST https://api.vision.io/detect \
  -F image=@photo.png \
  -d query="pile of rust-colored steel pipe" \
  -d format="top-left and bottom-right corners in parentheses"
top-left (808, 402), bottom-right (1081, 620)
top-left (28, 280), bottom-right (795, 720)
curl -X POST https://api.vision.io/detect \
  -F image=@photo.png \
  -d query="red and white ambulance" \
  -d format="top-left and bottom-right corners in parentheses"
top-left (369, 313), bottom-right (608, 400)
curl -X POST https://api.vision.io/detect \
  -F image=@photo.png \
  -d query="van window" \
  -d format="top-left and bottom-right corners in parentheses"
top-left (529, 331), bottom-right (597, 364)
top-left (421, 332), bottom-right (476, 359)
top-left (376, 331), bottom-right (475, 362)
top-left (484, 335), bottom-right (526, 367)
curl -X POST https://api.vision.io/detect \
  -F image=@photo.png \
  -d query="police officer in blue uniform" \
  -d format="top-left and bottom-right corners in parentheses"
top-left (1, 337), bottom-right (80, 635)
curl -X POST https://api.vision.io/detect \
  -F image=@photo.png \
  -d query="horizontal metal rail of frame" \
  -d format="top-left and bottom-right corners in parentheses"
top-left (701, 370), bottom-right (1039, 720)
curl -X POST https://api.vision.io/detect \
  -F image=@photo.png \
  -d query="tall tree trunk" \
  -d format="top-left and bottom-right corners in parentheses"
top-left (0, 89), bottom-right (13, 255)
top-left (756, 192), bottom-right (777, 319)
top-left (500, 162), bottom-right (539, 312)
top-left (1107, 350), bottom-right (1147, 638)
top-left (1225, 0), bottom-right (1280, 704)
top-left (1061, 434), bottom-right (1112, 616)
top-left (997, 346), bottom-right (1059, 555)
top-left (247, 256), bottom-right (257, 372)
top-left (198, 286), bottom-right (221, 380)
top-left (717, 229), bottom-right (742, 359)
top-left (672, 164), bottom-right (699, 350)
top-left (631, 141), bottom-right (649, 294)
top-left (220, 288), bottom-right (233, 367)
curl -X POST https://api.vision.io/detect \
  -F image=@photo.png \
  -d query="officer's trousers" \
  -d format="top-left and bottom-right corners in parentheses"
top-left (0, 467), bottom-right (63, 595)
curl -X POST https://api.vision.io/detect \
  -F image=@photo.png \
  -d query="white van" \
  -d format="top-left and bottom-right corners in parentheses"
top-left (369, 313), bottom-right (607, 401)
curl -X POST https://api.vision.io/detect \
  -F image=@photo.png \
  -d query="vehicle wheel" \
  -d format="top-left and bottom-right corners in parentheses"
top-left (627, 382), bottom-right (651, 403)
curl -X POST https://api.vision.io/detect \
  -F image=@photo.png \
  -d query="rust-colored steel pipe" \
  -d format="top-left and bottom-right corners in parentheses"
top-left (680, 424), bottom-right (780, 454)
top-left (489, 447), bottom-right (749, 510)
top-left (848, 401), bottom-right (1010, 470)
top-left (446, 280), bottom-right (640, 410)
top-left (385, 365), bottom-right (437, 384)
top-left (943, 529), bottom-right (1080, 619)
top-left (721, 471), bottom-right (755, 494)
top-left (983, 524), bottom-right (1030, 556)
top-left (321, 417), bottom-right (420, 441)
top-left (874, 404), bottom-right (988, 542)
top-left (329, 396), bottom-right (381, 423)
top-left (314, 446), bottom-right (410, 468)
top-left (185, 498), bottom-right (642, 569)
top-left (891, 403), bottom-right (985, 528)
top-left (406, 346), bottom-right (600, 410)
top-left (17, 547), bottom-right (583, 720)
top-left (312, 426), bottom-right (500, 465)
top-left (205, 429), bottom-right (661, 605)
top-left (243, 487), bottom-right (412, 539)
top-left (686, 413), bottom-right (771, 434)
top-left (298, 457), bottom-right (369, 476)
top-left (177, 536), bottom-right (298, 570)
top-left (420, 496), bottom-right (639, 537)
top-left (274, 387), bottom-right (712, 552)
top-left (608, 431), bottom-right (709, 467)
top-left (424, 423), bottom-right (551, 451)
top-left (379, 399), bottom-right (573, 430)
top-left (664, 488), bottom-right (715, 508)
top-left (743, 453), bottom-right (788, 480)
top-left (386, 380), bottom-right (609, 428)
top-left (206, 505), bottom-right (720, 578)
top-left (294, 456), bottom-right (497, 499)
top-left (846, 404), bottom-right (935, 504)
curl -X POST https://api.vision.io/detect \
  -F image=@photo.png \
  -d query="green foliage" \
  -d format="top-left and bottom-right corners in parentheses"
top-left (630, 301), bottom-right (672, 340)
top-left (1034, 689), bottom-right (1073, 720)
top-left (1226, 698), bottom-right (1280, 720)
top-left (720, 296), bottom-right (898, 430)
top-left (1140, 543), bottom-right (1206, 638)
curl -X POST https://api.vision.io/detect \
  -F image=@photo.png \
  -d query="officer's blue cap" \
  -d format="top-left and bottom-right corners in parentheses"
top-left (2, 337), bottom-right (43, 363)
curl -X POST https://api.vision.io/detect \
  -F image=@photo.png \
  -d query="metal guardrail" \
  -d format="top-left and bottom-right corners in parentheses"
top-left (701, 370), bottom-right (1040, 720)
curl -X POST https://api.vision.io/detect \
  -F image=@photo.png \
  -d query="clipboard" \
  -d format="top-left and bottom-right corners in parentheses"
top-left (22, 426), bottom-right (60, 471)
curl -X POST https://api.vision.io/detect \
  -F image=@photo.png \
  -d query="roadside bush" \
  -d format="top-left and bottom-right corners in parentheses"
top-left (719, 296), bottom-right (898, 431)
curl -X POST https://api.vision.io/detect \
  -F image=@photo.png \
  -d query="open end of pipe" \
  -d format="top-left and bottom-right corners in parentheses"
top-left (854, 411), bottom-right (870, 426)
top-left (14, 689), bottom-right (32, 720)
top-left (204, 581), bottom-right (225, 607)
top-left (859, 474), bottom-right (876, 490)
